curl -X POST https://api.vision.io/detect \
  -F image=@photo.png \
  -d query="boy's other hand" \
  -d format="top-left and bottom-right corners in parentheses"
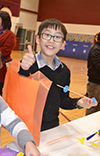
top-left (77, 97), bottom-right (98, 109)
top-left (21, 45), bottom-right (35, 70)
top-left (25, 141), bottom-right (41, 156)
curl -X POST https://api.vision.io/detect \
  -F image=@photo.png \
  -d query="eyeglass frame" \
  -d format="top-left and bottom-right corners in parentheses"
top-left (41, 33), bottom-right (64, 43)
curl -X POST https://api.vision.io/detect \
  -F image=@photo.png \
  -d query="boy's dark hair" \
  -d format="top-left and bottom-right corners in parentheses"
top-left (37, 18), bottom-right (67, 41)
top-left (0, 11), bottom-right (11, 30)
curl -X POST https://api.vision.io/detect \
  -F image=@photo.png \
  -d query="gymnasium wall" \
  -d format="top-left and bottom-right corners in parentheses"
top-left (37, 0), bottom-right (100, 35)
top-left (0, 0), bottom-right (20, 17)
top-left (38, 0), bottom-right (100, 25)
top-left (19, 0), bottom-right (39, 30)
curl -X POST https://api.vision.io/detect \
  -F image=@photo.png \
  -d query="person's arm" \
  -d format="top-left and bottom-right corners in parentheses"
top-left (0, 96), bottom-right (41, 156)
top-left (91, 47), bottom-right (100, 71)
top-left (61, 89), bottom-right (97, 110)
top-left (0, 32), bottom-right (16, 59)
top-left (0, 51), bottom-right (3, 69)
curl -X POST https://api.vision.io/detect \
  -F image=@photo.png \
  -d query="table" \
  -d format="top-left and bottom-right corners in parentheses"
top-left (38, 111), bottom-right (100, 156)
top-left (1, 111), bottom-right (100, 155)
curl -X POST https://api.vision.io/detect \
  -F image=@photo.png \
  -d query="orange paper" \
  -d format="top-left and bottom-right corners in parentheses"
top-left (2, 59), bottom-right (52, 146)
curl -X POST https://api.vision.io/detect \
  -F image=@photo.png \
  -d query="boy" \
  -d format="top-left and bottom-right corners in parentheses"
top-left (0, 96), bottom-right (40, 156)
top-left (19, 18), bottom-right (97, 131)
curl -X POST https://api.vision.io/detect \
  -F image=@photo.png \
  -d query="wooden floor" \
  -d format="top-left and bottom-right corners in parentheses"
top-left (1, 50), bottom-right (88, 148)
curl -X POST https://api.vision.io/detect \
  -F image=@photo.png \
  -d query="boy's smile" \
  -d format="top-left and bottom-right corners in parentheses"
top-left (36, 27), bottom-right (66, 66)
top-left (46, 45), bottom-right (54, 50)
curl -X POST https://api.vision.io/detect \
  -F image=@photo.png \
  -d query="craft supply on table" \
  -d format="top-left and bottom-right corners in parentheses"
top-left (68, 154), bottom-right (90, 156)
top-left (78, 129), bottom-right (100, 148)
top-left (86, 129), bottom-right (100, 141)
top-left (47, 133), bottom-right (76, 145)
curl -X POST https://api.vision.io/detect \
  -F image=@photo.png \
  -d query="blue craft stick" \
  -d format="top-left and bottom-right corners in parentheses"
top-left (86, 132), bottom-right (97, 141)
top-left (86, 129), bottom-right (100, 141)
top-left (91, 97), bottom-right (96, 104)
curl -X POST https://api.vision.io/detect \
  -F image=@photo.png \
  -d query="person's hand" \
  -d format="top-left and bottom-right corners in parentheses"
top-left (25, 141), bottom-right (41, 156)
top-left (77, 97), bottom-right (98, 109)
top-left (21, 45), bottom-right (35, 70)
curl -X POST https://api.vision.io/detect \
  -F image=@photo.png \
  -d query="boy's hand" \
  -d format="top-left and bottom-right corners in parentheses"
top-left (21, 45), bottom-right (35, 70)
top-left (77, 97), bottom-right (97, 109)
top-left (25, 141), bottom-right (41, 156)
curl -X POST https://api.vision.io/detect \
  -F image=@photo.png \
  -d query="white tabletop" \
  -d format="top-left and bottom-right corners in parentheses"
top-left (39, 111), bottom-right (100, 156)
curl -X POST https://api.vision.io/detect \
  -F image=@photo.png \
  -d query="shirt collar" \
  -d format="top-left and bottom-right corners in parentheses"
top-left (35, 51), bottom-right (63, 70)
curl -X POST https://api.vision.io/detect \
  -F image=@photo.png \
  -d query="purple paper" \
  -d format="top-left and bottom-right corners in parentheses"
top-left (0, 149), bottom-right (24, 156)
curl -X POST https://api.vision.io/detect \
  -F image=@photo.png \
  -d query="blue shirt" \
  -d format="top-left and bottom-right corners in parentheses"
top-left (35, 51), bottom-right (63, 71)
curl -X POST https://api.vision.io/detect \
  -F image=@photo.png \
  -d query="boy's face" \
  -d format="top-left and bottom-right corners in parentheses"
top-left (36, 27), bottom-right (66, 59)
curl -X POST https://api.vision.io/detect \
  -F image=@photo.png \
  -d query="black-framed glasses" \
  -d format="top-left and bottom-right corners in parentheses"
top-left (41, 33), bottom-right (64, 43)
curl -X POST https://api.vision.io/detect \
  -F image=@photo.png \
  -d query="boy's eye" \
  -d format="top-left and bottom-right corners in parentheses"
top-left (55, 36), bottom-right (61, 39)
top-left (45, 33), bottom-right (51, 37)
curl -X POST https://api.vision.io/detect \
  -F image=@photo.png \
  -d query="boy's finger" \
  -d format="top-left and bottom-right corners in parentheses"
top-left (27, 45), bottom-right (33, 54)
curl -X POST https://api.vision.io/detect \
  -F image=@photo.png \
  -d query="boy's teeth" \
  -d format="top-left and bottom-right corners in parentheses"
top-left (47, 46), bottom-right (53, 49)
